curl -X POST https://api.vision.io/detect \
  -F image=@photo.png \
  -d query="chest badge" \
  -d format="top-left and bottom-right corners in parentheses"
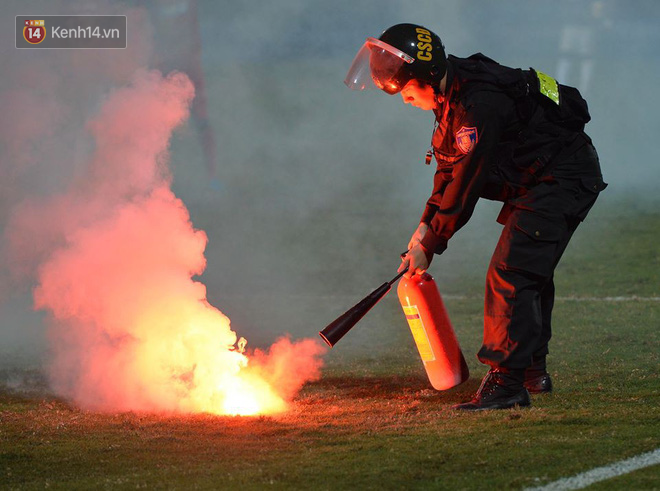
top-left (455, 126), bottom-right (478, 154)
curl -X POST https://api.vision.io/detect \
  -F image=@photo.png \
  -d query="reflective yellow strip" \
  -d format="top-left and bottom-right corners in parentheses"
top-left (535, 70), bottom-right (560, 105)
top-left (402, 305), bottom-right (435, 362)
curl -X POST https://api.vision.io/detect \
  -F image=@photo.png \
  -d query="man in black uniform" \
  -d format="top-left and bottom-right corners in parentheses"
top-left (345, 24), bottom-right (607, 410)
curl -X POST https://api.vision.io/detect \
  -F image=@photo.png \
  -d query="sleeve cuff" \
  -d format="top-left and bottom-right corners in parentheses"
top-left (420, 231), bottom-right (448, 258)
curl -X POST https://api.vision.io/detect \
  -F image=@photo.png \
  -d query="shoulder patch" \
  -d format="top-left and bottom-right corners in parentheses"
top-left (455, 126), bottom-right (478, 154)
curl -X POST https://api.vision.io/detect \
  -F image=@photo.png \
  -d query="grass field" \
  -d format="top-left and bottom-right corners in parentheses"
top-left (1, 196), bottom-right (658, 490)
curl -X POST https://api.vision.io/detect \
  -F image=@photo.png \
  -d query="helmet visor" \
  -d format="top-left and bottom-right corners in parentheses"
top-left (344, 37), bottom-right (414, 94)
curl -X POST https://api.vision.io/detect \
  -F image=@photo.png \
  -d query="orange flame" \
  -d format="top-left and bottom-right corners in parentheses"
top-left (10, 70), bottom-right (325, 416)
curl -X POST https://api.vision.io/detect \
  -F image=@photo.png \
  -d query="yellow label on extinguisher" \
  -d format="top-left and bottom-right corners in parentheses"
top-left (402, 305), bottom-right (436, 362)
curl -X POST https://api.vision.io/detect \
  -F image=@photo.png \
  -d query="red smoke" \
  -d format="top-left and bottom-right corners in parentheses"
top-left (8, 70), bottom-right (324, 415)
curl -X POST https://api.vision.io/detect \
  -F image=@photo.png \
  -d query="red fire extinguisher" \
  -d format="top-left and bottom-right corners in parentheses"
top-left (397, 273), bottom-right (469, 390)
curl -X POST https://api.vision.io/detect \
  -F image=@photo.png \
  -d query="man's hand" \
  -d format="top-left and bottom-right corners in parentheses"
top-left (398, 243), bottom-right (430, 278)
top-left (407, 222), bottom-right (429, 250)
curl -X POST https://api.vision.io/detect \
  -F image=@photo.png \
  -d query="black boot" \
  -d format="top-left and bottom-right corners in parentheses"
top-left (453, 368), bottom-right (531, 411)
top-left (524, 357), bottom-right (553, 394)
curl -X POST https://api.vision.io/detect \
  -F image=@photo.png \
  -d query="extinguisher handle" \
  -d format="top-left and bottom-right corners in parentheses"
top-left (392, 249), bottom-right (411, 285)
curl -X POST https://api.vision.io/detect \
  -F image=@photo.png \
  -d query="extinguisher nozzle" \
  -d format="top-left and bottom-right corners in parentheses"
top-left (318, 281), bottom-right (393, 347)
top-left (318, 260), bottom-right (409, 348)
top-left (318, 331), bottom-right (334, 348)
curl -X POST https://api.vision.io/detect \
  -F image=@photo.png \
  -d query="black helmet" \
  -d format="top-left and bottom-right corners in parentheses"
top-left (345, 23), bottom-right (447, 95)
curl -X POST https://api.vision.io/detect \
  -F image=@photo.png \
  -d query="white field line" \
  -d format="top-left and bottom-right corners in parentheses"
top-left (444, 295), bottom-right (660, 302)
top-left (220, 294), bottom-right (660, 302)
top-left (555, 296), bottom-right (660, 302)
top-left (525, 448), bottom-right (660, 490)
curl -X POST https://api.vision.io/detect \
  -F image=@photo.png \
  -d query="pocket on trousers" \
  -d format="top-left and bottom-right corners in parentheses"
top-left (513, 212), bottom-right (564, 242)
top-left (579, 176), bottom-right (608, 195)
top-left (504, 212), bottom-right (566, 277)
top-left (574, 176), bottom-right (607, 220)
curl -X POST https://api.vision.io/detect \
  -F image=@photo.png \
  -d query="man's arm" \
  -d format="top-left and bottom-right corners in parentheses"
top-left (400, 101), bottom-right (502, 277)
top-left (420, 102), bottom-right (503, 258)
top-left (420, 177), bottom-right (450, 224)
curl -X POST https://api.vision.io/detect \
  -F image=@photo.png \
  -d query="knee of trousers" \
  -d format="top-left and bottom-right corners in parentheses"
top-left (485, 264), bottom-right (541, 318)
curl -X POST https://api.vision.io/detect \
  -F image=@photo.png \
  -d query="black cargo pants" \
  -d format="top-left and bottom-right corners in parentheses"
top-left (478, 143), bottom-right (607, 369)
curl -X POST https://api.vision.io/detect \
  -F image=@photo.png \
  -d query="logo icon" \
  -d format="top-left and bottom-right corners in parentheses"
top-left (23, 20), bottom-right (46, 45)
top-left (455, 126), bottom-right (478, 154)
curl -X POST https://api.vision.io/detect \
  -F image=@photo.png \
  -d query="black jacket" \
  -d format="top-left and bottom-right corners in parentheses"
top-left (419, 53), bottom-right (606, 256)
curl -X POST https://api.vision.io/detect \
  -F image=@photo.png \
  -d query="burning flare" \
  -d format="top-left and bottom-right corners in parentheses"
top-left (10, 70), bottom-right (324, 415)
